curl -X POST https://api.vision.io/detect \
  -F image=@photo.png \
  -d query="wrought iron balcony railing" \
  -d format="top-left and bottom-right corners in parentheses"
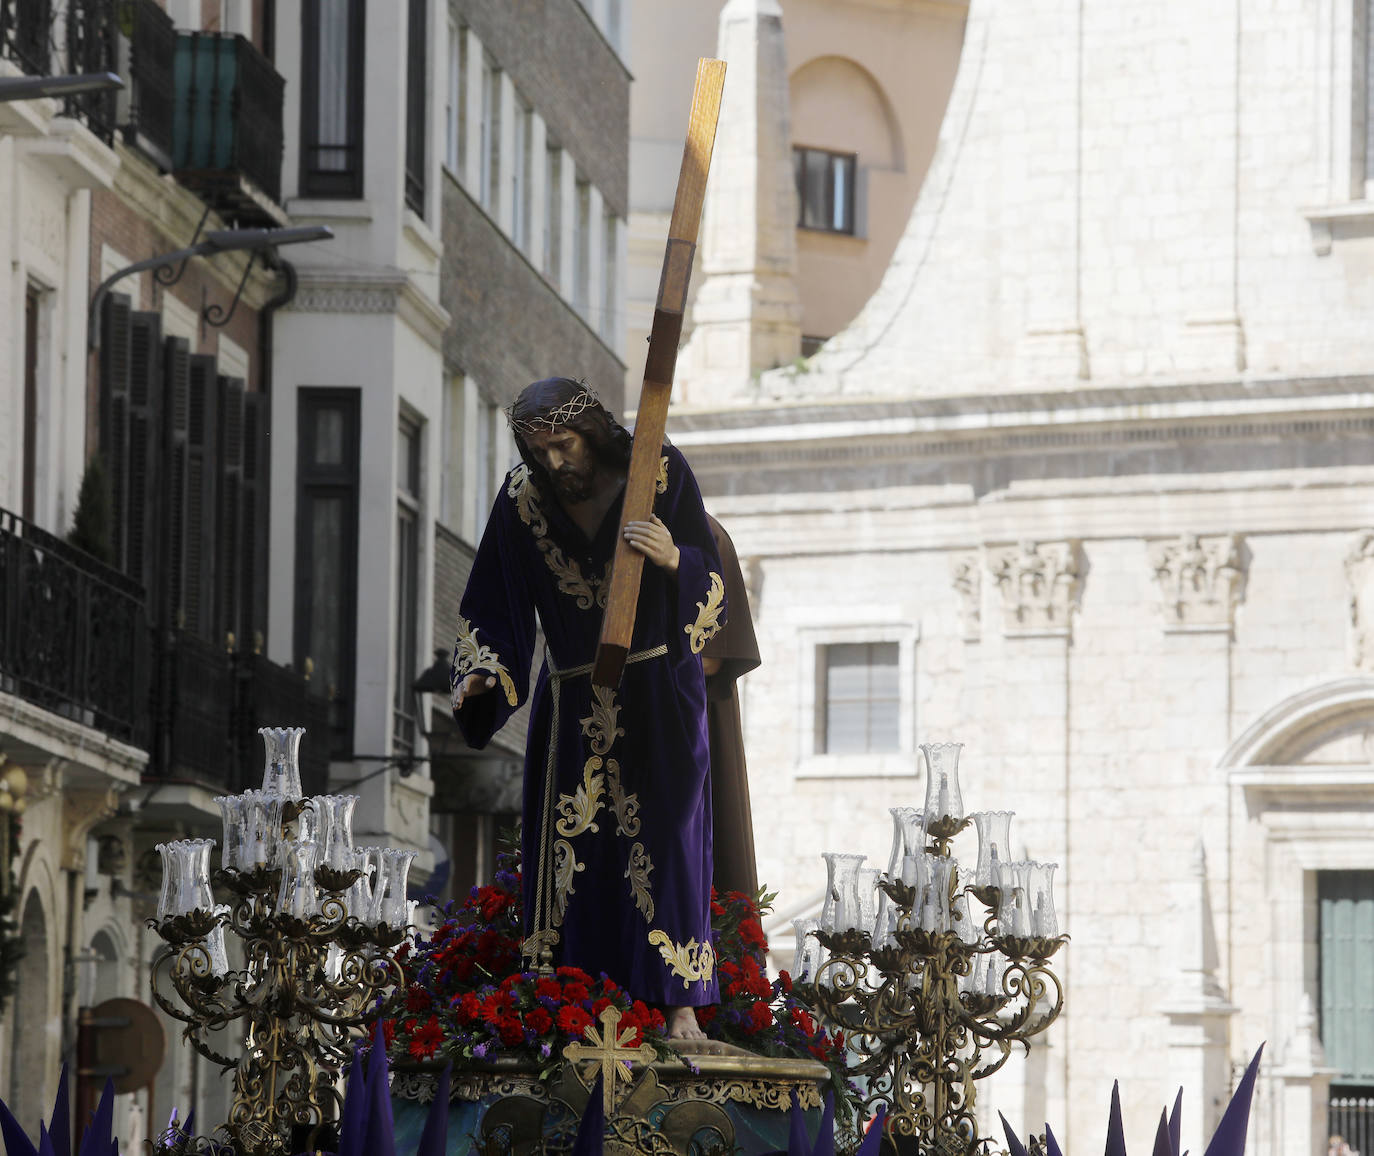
top-left (172, 30), bottom-right (285, 221)
top-left (123, 0), bottom-right (176, 168)
top-left (0, 508), bottom-right (149, 744)
top-left (0, 0), bottom-right (118, 143)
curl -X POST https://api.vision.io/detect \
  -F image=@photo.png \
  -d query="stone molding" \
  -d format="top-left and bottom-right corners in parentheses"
top-left (1218, 675), bottom-right (1374, 770)
top-left (988, 540), bottom-right (1083, 637)
top-left (290, 277), bottom-right (450, 349)
top-left (1148, 533), bottom-right (1246, 632)
top-left (1345, 531), bottom-right (1374, 670)
top-left (62, 788), bottom-right (120, 871)
top-left (949, 551), bottom-right (981, 641)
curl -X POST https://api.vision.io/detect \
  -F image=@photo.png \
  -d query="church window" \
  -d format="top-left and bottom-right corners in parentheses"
top-left (817, 642), bottom-right (899, 754)
top-left (300, 0), bottom-right (366, 198)
top-left (794, 146), bottom-right (857, 234)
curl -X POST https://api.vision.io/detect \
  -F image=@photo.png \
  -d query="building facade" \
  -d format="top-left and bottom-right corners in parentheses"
top-left (666, 0), bottom-right (1374, 1154)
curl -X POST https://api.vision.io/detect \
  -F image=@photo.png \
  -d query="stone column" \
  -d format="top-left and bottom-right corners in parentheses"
top-left (677, 0), bottom-right (802, 405)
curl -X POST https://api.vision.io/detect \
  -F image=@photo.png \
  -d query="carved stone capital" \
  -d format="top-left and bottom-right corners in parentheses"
top-left (949, 551), bottom-right (981, 641)
top-left (1345, 531), bottom-right (1374, 670)
top-left (988, 540), bottom-right (1083, 637)
top-left (62, 788), bottom-right (120, 871)
top-left (1148, 532), bottom-right (1246, 632)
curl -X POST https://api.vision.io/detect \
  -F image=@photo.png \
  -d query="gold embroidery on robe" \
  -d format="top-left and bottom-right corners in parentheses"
top-left (507, 465), bottom-right (608, 610)
top-left (605, 759), bottom-right (641, 837)
top-left (656, 455), bottom-right (669, 495)
top-left (625, 842), bottom-right (655, 921)
top-left (552, 838), bottom-right (583, 925)
top-left (685, 572), bottom-right (726, 654)
top-left (648, 931), bottom-right (716, 988)
top-left (453, 617), bottom-right (519, 705)
top-left (580, 686), bottom-right (625, 756)
top-left (555, 758), bottom-right (605, 838)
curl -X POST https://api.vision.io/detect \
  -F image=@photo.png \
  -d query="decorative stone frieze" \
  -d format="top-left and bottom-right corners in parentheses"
top-left (1148, 533), bottom-right (1246, 632)
top-left (1345, 531), bottom-right (1374, 670)
top-left (949, 552), bottom-right (981, 641)
top-left (988, 540), bottom-right (1083, 637)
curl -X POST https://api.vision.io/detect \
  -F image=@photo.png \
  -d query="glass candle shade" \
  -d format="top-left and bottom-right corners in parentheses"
top-left (791, 917), bottom-right (821, 980)
top-left (276, 841), bottom-right (320, 920)
top-left (918, 854), bottom-right (955, 932)
top-left (966, 951), bottom-right (1005, 999)
top-left (241, 790), bottom-right (286, 870)
top-left (884, 807), bottom-right (924, 877)
top-left (920, 742), bottom-right (965, 826)
top-left (205, 906), bottom-right (231, 975)
top-left (314, 795), bottom-right (359, 872)
top-left (820, 852), bottom-right (866, 933)
top-left (1027, 861), bottom-right (1059, 937)
top-left (258, 726), bottom-right (305, 800)
top-left (348, 846), bottom-right (384, 921)
top-left (372, 848), bottom-right (417, 928)
top-left (157, 839), bottom-right (215, 919)
top-left (970, 811), bottom-right (1014, 888)
top-left (853, 868), bottom-right (880, 939)
top-left (951, 891), bottom-right (982, 946)
top-left (213, 795), bottom-right (250, 872)
top-left (998, 861), bottom-right (1035, 939)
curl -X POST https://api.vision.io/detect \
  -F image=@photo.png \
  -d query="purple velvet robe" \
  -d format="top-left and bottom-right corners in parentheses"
top-left (450, 444), bottom-right (724, 1007)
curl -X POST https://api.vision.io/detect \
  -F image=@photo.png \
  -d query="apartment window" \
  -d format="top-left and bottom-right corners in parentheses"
top-left (817, 642), bottom-right (899, 754)
top-left (394, 416), bottom-right (422, 754)
top-left (601, 210), bottom-right (618, 344)
top-left (473, 395), bottom-right (499, 521)
top-left (295, 389), bottom-right (360, 756)
top-left (300, 0), bottom-right (366, 198)
top-left (404, 0), bottom-right (427, 216)
top-left (512, 95), bottom-right (533, 251)
top-left (795, 146), bottom-right (857, 234)
top-left (480, 54), bottom-right (501, 211)
top-left (574, 177), bottom-right (591, 316)
top-left (445, 19), bottom-right (466, 173)
top-left (22, 287), bottom-right (41, 523)
top-left (545, 143), bottom-right (563, 281)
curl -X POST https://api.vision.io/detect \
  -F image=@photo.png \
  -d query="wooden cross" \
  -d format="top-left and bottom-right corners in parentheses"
top-left (592, 58), bottom-right (727, 689)
top-left (562, 1005), bottom-right (660, 1113)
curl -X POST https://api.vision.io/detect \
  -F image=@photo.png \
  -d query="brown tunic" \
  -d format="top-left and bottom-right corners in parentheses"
top-left (702, 515), bottom-right (761, 898)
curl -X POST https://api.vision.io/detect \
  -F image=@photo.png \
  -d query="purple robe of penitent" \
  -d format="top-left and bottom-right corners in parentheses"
top-left (450, 443), bottom-right (724, 1007)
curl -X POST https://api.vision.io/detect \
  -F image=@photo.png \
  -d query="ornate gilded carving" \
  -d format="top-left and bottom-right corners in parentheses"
top-left (581, 686), bottom-right (626, 756)
top-left (562, 1006), bottom-right (660, 1112)
top-left (988, 540), bottom-right (1084, 636)
top-left (685, 572), bottom-right (726, 653)
top-left (657, 455), bottom-right (670, 495)
top-left (508, 466), bottom-right (609, 610)
top-left (1148, 532), bottom-right (1246, 631)
top-left (452, 618), bottom-right (519, 706)
top-left (551, 839), bottom-right (583, 926)
top-left (647, 931), bottom-right (715, 988)
top-left (625, 842), bottom-right (655, 922)
top-left (1346, 531), bottom-right (1374, 670)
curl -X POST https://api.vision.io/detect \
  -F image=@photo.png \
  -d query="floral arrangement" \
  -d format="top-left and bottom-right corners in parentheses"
top-left (386, 843), bottom-right (854, 1110)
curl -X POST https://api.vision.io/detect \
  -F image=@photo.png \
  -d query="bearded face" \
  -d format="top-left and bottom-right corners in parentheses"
top-left (523, 428), bottom-right (600, 503)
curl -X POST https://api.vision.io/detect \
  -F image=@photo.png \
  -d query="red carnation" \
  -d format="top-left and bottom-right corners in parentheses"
top-left (563, 981), bottom-right (590, 1005)
top-left (778, 970), bottom-right (793, 995)
top-left (524, 1007), bottom-right (553, 1035)
top-left (405, 986), bottom-right (433, 1013)
top-left (790, 1008), bottom-right (816, 1036)
top-left (496, 1013), bottom-right (524, 1047)
top-left (591, 996), bottom-right (612, 1018)
top-left (453, 992), bottom-right (482, 1025)
top-left (556, 966), bottom-right (594, 983)
top-left (746, 1001), bottom-right (774, 1034)
top-left (558, 1005), bottom-right (594, 1037)
top-left (380, 1019), bottom-right (397, 1048)
top-left (738, 917), bottom-right (766, 949)
top-left (695, 1005), bottom-right (718, 1026)
top-left (535, 978), bottom-right (562, 1001)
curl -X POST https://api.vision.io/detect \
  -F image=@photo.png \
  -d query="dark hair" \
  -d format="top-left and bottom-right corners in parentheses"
top-left (509, 377), bottom-right (632, 493)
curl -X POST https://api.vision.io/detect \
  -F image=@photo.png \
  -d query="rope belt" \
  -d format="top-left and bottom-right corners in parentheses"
top-left (524, 643), bottom-right (669, 975)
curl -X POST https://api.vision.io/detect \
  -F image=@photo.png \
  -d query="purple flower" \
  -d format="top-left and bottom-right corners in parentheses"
top-left (473, 1042), bottom-right (489, 1059)
top-left (539, 1042), bottom-right (552, 1060)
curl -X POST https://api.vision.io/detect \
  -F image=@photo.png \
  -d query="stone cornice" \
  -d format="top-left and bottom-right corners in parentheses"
top-left (111, 143), bottom-right (277, 310)
top-left (288, 269), bottom-right (450, 349)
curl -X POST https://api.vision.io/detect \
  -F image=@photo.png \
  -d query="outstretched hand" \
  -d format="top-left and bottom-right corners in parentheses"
top-left (624, 514), bottom-right (680, 574)
top-left (453, 672), bottom-right (497, 711)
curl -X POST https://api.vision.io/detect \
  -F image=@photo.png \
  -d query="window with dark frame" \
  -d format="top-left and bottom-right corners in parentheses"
top-left (295, 389), bottom-right (361, 757)
top-left (817, 642), bottom-right (900, 754)
top-left (300, 0), bottom-right (366, 198)
top-left (404, 0), bottom-right (426, 216)
top-left (794, 145), bottom-right (858, 234)
top-left (22, 287), bottom-right (40, 524)
top-left (393, 416), bottom-right (422, 755)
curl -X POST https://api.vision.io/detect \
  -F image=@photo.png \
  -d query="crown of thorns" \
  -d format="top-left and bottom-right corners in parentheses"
top-left (505, 388), bottom-right (601, 436)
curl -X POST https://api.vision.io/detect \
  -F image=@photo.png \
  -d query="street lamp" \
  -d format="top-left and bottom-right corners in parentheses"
top-left (0, 72), bottom-right (122, 103)
top-left (88, 225), bottom-right (334, 349)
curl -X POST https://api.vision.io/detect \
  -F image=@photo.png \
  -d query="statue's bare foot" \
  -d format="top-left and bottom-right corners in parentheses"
top-left (665, 1006), bottom-right (707, 1040)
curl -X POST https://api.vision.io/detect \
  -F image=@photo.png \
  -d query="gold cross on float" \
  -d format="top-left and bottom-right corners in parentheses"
top-left (563, 1006), bottom-right (660, 1113)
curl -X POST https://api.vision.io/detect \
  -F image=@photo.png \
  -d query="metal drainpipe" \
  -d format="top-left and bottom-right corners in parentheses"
top-left (258, 253), bottom-right (298, 398)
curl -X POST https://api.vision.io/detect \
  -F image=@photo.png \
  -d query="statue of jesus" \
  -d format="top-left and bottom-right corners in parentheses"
top-left (450, 377), bottom-right (725, 1040)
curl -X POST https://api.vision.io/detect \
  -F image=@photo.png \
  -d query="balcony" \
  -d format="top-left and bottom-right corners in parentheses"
top-left (0, 508), bottom-right (149, 746)
top-left (171, 30), bottom-right (285, 223)
top-left (0, 0), bottom-right (119, 143)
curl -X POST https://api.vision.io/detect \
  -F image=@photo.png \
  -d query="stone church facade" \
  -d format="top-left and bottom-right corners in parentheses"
top-left (663, 1), bottom-right (1374, 1153)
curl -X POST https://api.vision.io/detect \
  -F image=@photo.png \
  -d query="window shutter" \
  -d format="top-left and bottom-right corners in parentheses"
top-left (162, 337), bottom-right (191, 628)
top-left (186, 354), bottom-right (219, 639)
top-left (1320, 871), bottom-right (1374, 1082)
top-left (216, 376), bottom-right (245, 646)
top-left (127, 312), bottom-right (164, 597)
top-left (99, 293), bottom-right (132, 571)
top-left (241, 391), bottom-right (270, 649)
